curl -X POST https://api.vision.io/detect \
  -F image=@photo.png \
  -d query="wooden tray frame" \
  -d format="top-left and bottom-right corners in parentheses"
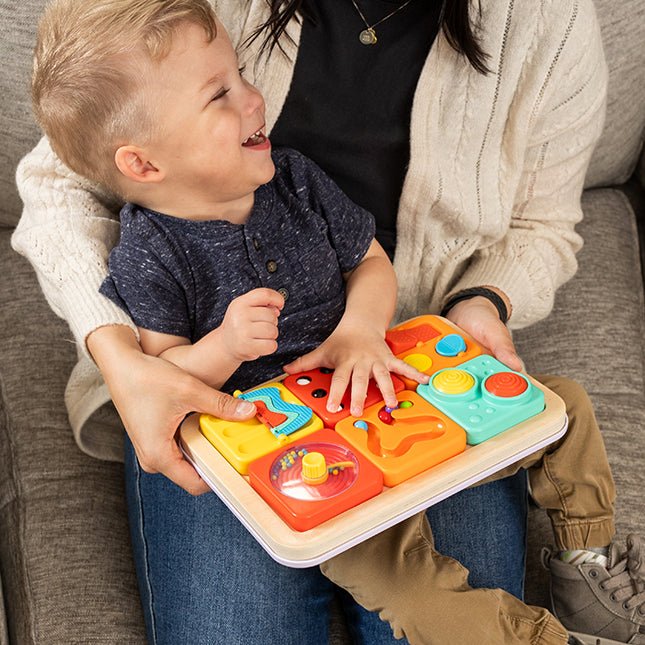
top-left (179, 378), bottom-right (567, 567)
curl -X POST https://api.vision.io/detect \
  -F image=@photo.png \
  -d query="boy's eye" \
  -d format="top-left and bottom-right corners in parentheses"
top-left (211, 87), bottom-right (230, 101)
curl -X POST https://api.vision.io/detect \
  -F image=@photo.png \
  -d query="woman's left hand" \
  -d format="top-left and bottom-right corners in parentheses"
top-left (444, 296), bottom-right (524, 372)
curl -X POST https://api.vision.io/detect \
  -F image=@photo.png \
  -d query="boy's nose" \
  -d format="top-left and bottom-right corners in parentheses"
top-left (243, 83), bottom-right (265, 116)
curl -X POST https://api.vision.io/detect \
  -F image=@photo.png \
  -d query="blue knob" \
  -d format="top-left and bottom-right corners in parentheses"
top-left (435, 334), bottom-right (467, 357)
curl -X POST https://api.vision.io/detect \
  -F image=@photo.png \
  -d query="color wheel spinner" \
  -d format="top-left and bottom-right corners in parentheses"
top-left (248, 428), bottom-right (384, 532)
top-left (269, 442), bottom-right (360, 501)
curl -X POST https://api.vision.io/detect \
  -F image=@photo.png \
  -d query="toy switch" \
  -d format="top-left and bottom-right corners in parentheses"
top-left (416, 355), bottom-right (545, 445)
top-left (435, 334), bottom-right (467, 357)
top-left (484, 372), bottom-right (528, 397)
top-left (301, 451), bottom-right (330, 485)
top-left (237, 386), bottom-right (312, 438)
top-left (385, 323), bottom-right (441, 354)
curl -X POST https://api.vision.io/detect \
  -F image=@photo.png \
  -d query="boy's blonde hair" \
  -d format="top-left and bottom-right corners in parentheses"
top-left (32, 0), bottom-right (217, 190)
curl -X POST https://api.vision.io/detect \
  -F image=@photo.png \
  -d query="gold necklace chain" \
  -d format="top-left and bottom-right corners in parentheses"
top-left (348, 0), bottom-right (415, 45)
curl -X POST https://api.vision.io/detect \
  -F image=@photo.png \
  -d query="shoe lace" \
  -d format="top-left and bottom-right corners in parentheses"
top-left (601, 534), bottom-right (645, 612)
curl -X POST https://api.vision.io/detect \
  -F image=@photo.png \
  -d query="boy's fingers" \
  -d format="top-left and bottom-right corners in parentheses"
top-left (243, 287), bottom-right (285, 310)
top-left (250, 321), bottom-right (279, 340)
top-left (349, 365), bottom-right (370, 417)
top-left (373, 363), bottom-right (398, 408)
top-left (248, 338), bottom-right (278, 358)
top-left (327, 366), bottom-right (351, 413)
top-left (249, 307), bottom-right (280, 324)
top-left (391, 358), bottom-right (430, 384)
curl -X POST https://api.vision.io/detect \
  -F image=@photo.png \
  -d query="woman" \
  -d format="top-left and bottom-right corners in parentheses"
top-left (13, 0), bottom-right (606, 642)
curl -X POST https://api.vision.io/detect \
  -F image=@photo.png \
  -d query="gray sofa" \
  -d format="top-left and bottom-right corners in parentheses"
top-left (1, 1), bottom-right (643, 643)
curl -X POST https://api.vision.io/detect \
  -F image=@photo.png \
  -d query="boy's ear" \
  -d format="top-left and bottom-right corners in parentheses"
top-left (114, 145), bottom-right (165, 184)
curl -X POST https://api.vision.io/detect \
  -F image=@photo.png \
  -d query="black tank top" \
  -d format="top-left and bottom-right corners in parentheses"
top-left (270, 0), bottom-right (441, 260)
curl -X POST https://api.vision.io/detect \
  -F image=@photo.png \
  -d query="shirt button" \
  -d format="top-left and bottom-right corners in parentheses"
top-left (252, 238), bottom-right (261, 251)
top-left (266, 260), bottom-right (278, 273)
top-left (277, 287), bottom-right (289, 301)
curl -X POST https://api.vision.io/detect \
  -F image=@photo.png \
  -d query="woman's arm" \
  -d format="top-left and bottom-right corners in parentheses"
top-left (12, 136), bottom-right (137, 352)
top-left (442, 0), bottom-right (607, 368)
top-left (446, 0), bottom-right (608, 330)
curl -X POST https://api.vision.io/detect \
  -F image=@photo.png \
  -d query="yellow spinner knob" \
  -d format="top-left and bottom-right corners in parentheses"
top-left (301, 452), bottom-right (329, 485)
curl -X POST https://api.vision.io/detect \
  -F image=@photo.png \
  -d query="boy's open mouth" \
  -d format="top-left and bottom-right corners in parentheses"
top-left (242, 128), bottom-right (267, 147)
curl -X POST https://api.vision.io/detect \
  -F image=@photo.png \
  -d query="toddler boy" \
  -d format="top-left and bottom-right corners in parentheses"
top-left (31, 1), bottom-right (644, 643)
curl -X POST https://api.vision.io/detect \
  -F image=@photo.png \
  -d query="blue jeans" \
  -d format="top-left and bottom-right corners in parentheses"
top-left (124, 436), bottom-right (527, 644)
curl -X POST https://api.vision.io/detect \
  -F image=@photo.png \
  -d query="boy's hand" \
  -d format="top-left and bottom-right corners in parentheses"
top-left (219, 288), bottom-right (284, 362)
top-left (283, 323), bottom-right (429, 417)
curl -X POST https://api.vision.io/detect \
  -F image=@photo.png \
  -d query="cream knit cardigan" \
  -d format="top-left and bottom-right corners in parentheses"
top-left (12, 0), bottom-right (607, 461)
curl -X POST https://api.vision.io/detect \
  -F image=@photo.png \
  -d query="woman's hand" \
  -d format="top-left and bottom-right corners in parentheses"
top-left (444, 296), bottom-right (523, 372)
top-left (87, 325), bottom-right (256, 495)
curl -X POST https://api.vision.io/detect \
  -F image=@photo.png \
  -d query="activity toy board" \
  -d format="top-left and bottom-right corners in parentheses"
top-left (179, 315), bottom-right (567, 567)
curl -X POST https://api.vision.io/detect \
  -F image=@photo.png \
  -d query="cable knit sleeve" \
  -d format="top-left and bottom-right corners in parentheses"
top-left (11, 136), bottom-right (138, 357)
top-left (446, 0), bottom-right (608, 328)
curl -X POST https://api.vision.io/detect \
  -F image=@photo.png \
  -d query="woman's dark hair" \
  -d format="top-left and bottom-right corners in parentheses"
top-left (246, 0), bottom-right (490, 74)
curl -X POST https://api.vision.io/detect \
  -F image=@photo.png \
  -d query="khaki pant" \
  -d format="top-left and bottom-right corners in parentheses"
top-left (321, 375), bottom-right (616, 645)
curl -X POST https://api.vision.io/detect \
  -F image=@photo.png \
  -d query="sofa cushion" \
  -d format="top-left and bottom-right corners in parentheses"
top-left (0, 230), bottom-right (145, 644)
top-left (516, 188), bottom-right (644, 400)
top-left (585, 0), bottom-right (645, 188)
top-left (516, 187), bottom-right (645, 606)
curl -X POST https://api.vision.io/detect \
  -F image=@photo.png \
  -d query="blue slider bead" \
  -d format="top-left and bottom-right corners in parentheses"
top-left (435, 334), bottom-right (467, 357)
top-left (354, 420), bottom-right (369, 431)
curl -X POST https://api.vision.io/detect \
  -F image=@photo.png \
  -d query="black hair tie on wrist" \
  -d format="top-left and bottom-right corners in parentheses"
top-left (440, 287), bottom-right (509, 324)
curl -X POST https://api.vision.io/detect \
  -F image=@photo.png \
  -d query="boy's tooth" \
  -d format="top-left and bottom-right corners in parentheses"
top-left (242, 130), bottom-right (260, 145)
top-left (242, 130), bottom-right (266, 146)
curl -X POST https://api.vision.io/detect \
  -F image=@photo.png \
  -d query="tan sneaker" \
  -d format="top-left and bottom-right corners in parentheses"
top-left (545, 535), bottom-right (645, 644)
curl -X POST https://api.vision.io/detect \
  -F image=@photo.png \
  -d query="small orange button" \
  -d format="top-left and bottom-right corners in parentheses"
top-left (484, 372), bottom-right (527, 398)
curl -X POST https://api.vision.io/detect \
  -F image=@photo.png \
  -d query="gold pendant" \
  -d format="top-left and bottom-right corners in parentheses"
top-left (359, 28), bottom-right (377, 45)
